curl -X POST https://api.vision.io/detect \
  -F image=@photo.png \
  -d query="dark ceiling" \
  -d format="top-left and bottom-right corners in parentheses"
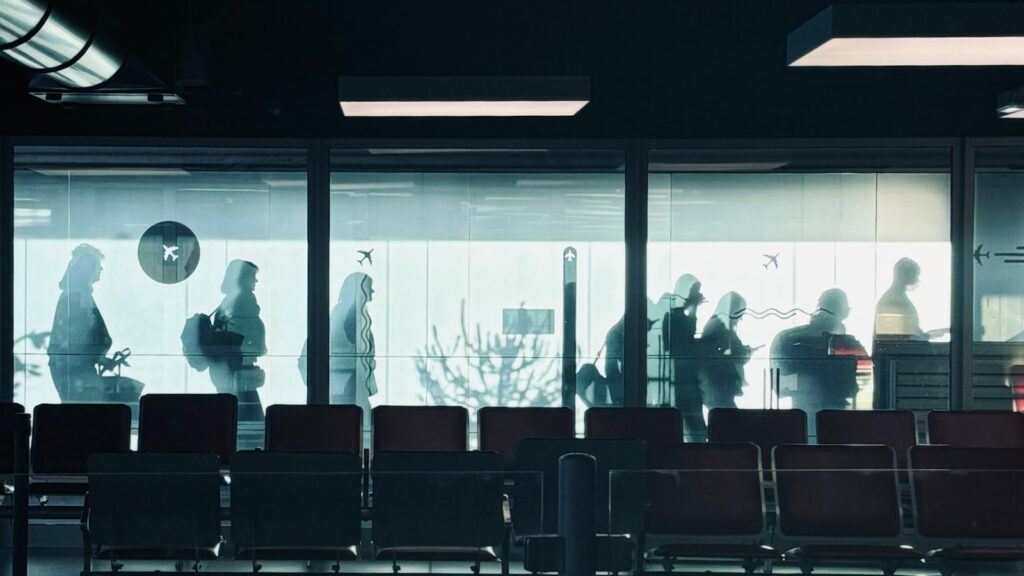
top-left (3, 0), bottom-right (1024, 139)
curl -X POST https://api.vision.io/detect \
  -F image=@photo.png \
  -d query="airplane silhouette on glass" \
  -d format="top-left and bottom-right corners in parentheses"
top-left (974, 244), bottom-right (991, 266)
top-left (357, 249), bottom-right (374, 266)
top-left (162, 245), bottom-right (180, 262)
top-left (762, 253), bottom-right (779, 270)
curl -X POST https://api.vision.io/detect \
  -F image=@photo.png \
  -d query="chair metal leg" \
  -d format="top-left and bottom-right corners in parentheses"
top-left (661, 556), bottom-right (674, 573)
top-left (392, 559), bottom-right (401, 574)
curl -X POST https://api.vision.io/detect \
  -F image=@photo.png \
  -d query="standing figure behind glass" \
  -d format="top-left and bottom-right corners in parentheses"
top-left (771, 289), bottom-right (864, 431)
top-left (208, 260), bottom-right (267, 421)
top-left (874, 257), bottom-right (924, 339)
top-left (48, 244), bottom-right (113, 402)
top-left (699, 292), bottom-right (752, 410)
top-left (329, 273), bottom-right (377, 416)
top-left (663, 274), bottom-right (707, 441)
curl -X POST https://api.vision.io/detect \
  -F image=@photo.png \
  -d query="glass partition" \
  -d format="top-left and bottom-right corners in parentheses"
top-left (973, 146), bottom-right (1024, 411)
top-left (648, 147), bottom-right (952, 440)
top-left (12, 147), bottom-right (308, 446)
top-left (328, 148), bottom-right (626, 436)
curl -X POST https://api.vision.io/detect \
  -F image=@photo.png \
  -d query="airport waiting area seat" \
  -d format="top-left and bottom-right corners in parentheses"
top-left (372, 405), bottom-right (468, 452)
top-left (584, 407), bottom-right (683, 443)
top-left (708, 408), bottom-right (807, 476)
top-left (927, 410), bottom-right (1024, 447)
top-left (372, 450), bottom-right (507, 574)
top-left (910, 445), bottom-right (1024, 574)
top-left (83, 452), bottom-right (222, 574)
top-left (512, 438), bottom-right (646, 574)
top-left (264, 404), bottom-right (362, 454)
top-left (137, 394), bottom-right (238, 464)
top-left (478, 406), bottom-right (574, 465)
top-left (0, 402), bottom-right (24, 477)
top-left (645, 442), bottom-right (779, 574)
top-left (30, 403), bottom-right (131, 497)
top-left (773, 444), bottom-right (921, 575)
top-left (816, 409), bottom-right (917, 471)
top-left (230, 451), bottom-right (362, 571)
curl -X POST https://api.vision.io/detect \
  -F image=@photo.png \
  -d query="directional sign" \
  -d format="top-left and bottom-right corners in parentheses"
top-left (138, 221), bottom-right (200, 284)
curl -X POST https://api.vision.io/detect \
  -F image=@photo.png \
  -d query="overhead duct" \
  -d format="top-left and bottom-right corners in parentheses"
top-left (0, 0), bottom-right (122, 89)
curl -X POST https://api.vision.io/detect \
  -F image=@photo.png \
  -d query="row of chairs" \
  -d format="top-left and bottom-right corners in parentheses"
top-left (80, 438), bottom-right (1024, 576)
top-left (7, 395), bottom-right (1023, 474)
top-left (644, 442), bottom-right (1024, 576)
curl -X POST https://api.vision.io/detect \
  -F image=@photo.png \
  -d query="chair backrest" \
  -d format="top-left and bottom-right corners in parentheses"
top-left (927, 411), bottom-right (1024, 447)
top-left (816, 409), bottom-right (917, 471)
top-left (910, 446), bottom-right (1024, 539)
top-left (372, 451), bottom-right (504, 551)
top-left (87, 452), bottom-right (221, 551)
top-left (773, 444), bottom-right (901, 539)
top-left (265, 405), bottom-right (362, 454)
top-left (708, 408), bottom-right (807, 472)
top-left (138, 394), bottom-right (238, 464)
top-left (513, 438), bottom-right (646, 536)
top-left (32, 403), bottom-right (131, 474)
top-left (0, 402), bottom-right (25, 475)
top-left (372, 406), bottom-right (468, 453)
top-left (231, 451), bottom-right (362, 552)
top-left (585, 407), bottom-right (683, 443)
top-left (646, 442), bottom-right (763, 536)
top-left (478, 407), bottom-right (574, 465)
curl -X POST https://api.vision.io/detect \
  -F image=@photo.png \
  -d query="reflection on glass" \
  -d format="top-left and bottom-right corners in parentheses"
top-left (974, 162), bottom-right (1024, 410)
top-left (648, 169), bottom-right (951, 431)
top-left (13, 156), bottom-right (308, 432)
top-left (328, 169), bottom-right (625, 430)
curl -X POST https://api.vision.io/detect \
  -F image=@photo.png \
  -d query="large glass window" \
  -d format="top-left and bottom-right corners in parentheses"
top-left (12, 147), bottom-right (307, 446)
top-left (973, 146), bottom-right (1024, 411)
top-left (328, 149), bottom-right (625, 435)
top-left (648, 148), bottom-right (951, 439)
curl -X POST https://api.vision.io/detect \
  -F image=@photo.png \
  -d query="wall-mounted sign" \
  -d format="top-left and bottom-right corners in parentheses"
top-left (138, 221), bottom-right (200, 284)
top-left (503, 308), bottom-right (555, 335)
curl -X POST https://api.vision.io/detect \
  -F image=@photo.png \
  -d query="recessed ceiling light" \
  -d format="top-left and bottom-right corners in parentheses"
top-left (788, 3), bottom-right (1024, 67)
top-left (338, 76), bottom-right (590, 117)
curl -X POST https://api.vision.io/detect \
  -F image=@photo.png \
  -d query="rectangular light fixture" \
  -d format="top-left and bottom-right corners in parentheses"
top-left (788, 3), bottom-right (1024, 67)
top-left (998, 88), bottom-right (1024, 119)
top-left (338, 76), bottom-right (589, 117)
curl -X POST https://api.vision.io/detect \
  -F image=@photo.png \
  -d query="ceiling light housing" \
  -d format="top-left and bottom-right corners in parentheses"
top-left (998, 88), bottom-right (1024, 119)
top-left (788, 3), bottom-right (1024, 67)
top-left (338, 76), bottom-right (590, 117)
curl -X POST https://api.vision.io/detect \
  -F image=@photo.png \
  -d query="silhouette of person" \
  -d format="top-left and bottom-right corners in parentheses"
top-left (699, 292), bottom-right (751, 410)
top-left (328, 272), bottom-right (377, 415)
top-left (578, 299), bottom-right (660, 407)
top-left (874, 257), bottom-right (924, 340)
top-left (48, 244), bottom-right (113, 402)
top-left (771, 289), bottom-right (865, 431)
top-left (208, 260), bottom-right (267, 421)
top-left (663, 274), bottom-right (708, 441)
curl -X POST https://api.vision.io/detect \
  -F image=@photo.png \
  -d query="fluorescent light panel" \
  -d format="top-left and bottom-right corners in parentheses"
top-left (338, 76), bottom-right (589, 117)
top-left (341, 100), bottom-right (587, 117)
top-left (788, 3), bottom-right (1024, 67)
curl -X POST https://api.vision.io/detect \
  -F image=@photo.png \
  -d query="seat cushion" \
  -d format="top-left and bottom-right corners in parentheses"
top-left (95, 543), bottom-right (221, 560)
top-left (523, 534), bottom-right (633, 573)
top-left (786, 544), bottom-right (922, 560)
top-left (928, 547), bottom-right (1024, 561)
top-left (236, 546), bottom-right (359, 561)
top-left (375, 546), bottom-right (498, 562)
top-left (652, 542), bottom-right (780, 560)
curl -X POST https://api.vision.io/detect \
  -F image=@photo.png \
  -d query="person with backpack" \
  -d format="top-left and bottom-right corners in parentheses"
top-left (203, 259), bottom-right (266, 416)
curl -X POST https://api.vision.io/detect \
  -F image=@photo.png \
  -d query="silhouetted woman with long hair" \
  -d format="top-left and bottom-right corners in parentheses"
top-left (329, 272), bottom-right (377, 416)
top-left (48, 244), bottom-right (112, 402)
top-left (209, 259), bottom-right (267, 421)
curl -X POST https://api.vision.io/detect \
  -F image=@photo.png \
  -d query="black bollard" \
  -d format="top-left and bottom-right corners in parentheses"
top-left (559, 453), bottom-right (596, 576)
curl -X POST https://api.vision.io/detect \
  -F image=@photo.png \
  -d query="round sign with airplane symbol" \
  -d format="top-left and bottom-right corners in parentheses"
top-left (138, 221), bottom-right (200, 284)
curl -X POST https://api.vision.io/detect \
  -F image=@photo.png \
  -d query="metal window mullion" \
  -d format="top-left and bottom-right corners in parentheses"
top-left (307, 140), bottom-right (331, 405)
top-left (623, 140), bottom-right (648, 407)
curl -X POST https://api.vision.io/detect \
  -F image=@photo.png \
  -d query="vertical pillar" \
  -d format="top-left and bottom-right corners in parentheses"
top-left (559, 453), bottom-right (596, 576)
top-left (623, 141), bottom-right (648, 407)
top-left (307, 141), bottom-right (331, 405)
